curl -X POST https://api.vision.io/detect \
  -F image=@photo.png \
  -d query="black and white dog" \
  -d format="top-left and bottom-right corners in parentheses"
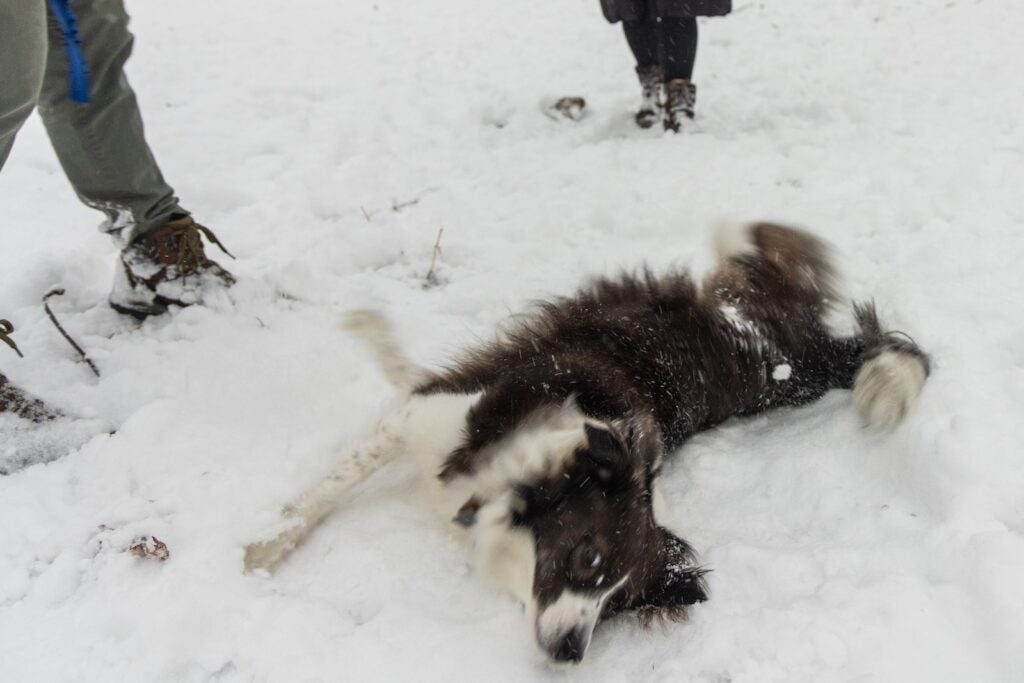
top-left (244, 223), bottom-right (929, 663)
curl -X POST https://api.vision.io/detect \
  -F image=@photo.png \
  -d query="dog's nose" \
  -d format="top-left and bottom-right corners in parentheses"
top-left (551, 630), bottom-right (585, 663)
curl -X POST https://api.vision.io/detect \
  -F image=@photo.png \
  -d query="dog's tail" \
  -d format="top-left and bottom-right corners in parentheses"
top-left (342, 310), bottom-right (425, 388)
top-left (852, 303), bottom-right (930, 431)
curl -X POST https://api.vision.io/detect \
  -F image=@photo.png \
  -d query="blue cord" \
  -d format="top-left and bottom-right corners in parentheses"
top-left (47, 0), bottom-right (91, 104)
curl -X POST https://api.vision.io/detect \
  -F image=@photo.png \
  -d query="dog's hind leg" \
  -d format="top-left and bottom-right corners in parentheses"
top-left (849, 303), bottom-right (930, 431)
top-left (707, 221), bottom-right (837, 314)
top-left (707, 222), bottom-right (929, 429)
top-left (810, 303), bottom-right (929, 431)
top-left (817, 304), bottom-right (929, 431)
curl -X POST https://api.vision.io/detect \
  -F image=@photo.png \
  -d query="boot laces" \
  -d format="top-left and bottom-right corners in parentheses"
top-left (174, 221), bottom-right (235, 278)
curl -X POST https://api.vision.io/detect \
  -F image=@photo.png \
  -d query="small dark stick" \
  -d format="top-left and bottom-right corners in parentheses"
top-left (392, 187), bottom-right (439, 213)
top-left (425, 227), bottom-right (445, 286)
top-left (392, 197), bottom-right (420, 212)
top-left (0, 319), bottom-right (23, 358)
top-left (42, 288), bottom-right (100, 378)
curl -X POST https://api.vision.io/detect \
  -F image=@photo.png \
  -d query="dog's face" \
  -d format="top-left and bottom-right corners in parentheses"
top-left (513, 422), bottom-right (708, 663)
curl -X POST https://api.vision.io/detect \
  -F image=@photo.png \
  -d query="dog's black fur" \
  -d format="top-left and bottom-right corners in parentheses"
top-left (411, 223), bottom-right (929, 654)
top-left (244, 223), bottom-right (930, 664)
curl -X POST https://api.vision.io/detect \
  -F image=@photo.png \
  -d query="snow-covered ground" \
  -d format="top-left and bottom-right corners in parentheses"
top-left (2, 0), bottom-right (1023, 680)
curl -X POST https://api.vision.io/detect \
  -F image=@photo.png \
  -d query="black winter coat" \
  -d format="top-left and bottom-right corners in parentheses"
top-left (600, 0), bottom-right (731, 22)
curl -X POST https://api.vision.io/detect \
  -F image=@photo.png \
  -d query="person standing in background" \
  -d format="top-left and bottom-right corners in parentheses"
top-left (600, 0), bottom-right (731, 132)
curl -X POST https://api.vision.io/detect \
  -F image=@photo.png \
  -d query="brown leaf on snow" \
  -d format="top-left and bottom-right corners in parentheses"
top-left (129, 536), bottom-right (170, 562)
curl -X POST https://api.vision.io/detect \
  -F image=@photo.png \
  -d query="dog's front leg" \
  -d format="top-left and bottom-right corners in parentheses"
top-left (243, 391), bottom-right (479, 573)
top-left (243, 412), bottom-right (405, 572)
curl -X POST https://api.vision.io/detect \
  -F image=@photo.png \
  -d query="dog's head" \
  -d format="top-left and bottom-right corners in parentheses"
top-left (512, 421), bottom-right (708, 663)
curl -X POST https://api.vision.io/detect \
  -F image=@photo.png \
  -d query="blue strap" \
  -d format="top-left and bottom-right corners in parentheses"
top-left (47, 0), bottom-right (91, 104)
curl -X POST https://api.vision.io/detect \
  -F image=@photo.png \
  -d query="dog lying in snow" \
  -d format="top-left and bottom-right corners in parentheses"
top-left (244, 223), bottom-right (929, 663)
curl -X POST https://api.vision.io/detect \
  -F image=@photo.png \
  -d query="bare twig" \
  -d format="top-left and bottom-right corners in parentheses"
top-left (42, 288), bottom-right (100, 378)
top-left (392, 186), bottom-right (439, 213)
top-left (392, 197), bottom-right (421, 212)
top-left (360, 206), bottom-right (372, 222)
top-left (0, 319), bottom-right (23, 358)
top-left (425, 227), bottom-right (445, 286)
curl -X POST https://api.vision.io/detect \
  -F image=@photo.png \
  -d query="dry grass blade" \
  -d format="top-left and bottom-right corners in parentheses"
top-left (425, 227), bottom-right (445, 287)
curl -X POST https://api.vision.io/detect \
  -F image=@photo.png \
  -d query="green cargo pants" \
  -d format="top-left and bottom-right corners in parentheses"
top-left (0, 0), bottom-right (185, 244)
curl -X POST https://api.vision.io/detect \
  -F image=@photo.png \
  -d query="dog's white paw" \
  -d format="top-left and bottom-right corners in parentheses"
top-left (853, 350), bottom-right (928, 431)
top-left (243, 525), bottom-right (305, 573)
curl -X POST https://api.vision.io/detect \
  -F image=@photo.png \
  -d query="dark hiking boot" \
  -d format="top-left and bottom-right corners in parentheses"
top-left (110, 216), bottom-right (235, 318)
top-left (664, 78), bottom-right (696, 133)
top-left (635, 65), bottom-right (663, 129)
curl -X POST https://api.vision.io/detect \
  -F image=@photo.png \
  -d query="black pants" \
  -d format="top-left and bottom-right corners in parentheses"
top-left (623, 16), bottom-right (698, 81)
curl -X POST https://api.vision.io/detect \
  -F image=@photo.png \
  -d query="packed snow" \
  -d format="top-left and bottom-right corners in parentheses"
top-left (2, 0), bottom-right (1023, 681)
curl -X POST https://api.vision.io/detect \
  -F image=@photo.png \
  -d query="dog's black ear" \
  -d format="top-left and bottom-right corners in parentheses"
top-left (635, 528), bottom-right (709, 615)
top-left (510, 480), bottom-right (559, 526)
top-left (582, 422), bottom-right (630, 486)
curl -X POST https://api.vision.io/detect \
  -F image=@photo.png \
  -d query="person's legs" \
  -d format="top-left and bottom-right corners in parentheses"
top-left (0, 0), bottom-right (47, 170)
top-left (622, 19), bottom-right (663, 128)
top-left (622, 19), bottom-right (659, 69)
top-left (37, 0), bottom-right (232, 317)
top-left (658, 16), bottom-right (699, 131)
top-left (658, 16), bottom-right (698, 81)
top-left (36, 0), bottom-right (185, 246)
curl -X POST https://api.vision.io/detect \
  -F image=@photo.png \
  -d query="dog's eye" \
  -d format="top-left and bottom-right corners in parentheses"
top-left (571, 543), bottom-right (604, 580)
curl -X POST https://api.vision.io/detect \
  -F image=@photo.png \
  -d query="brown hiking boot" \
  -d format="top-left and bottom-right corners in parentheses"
top-left (664, 78), bottom-right (696, 133)
top-left (109, 216), bottom-right (235, 318)
top-left (635, 65), bottom-right (663, 129)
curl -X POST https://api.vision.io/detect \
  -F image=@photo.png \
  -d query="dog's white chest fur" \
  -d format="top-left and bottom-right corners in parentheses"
top-left (400, 394), bottom-right (598, 606)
